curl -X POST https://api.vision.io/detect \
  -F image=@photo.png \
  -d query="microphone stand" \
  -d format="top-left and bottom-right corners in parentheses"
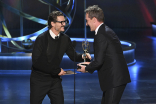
top-left (72, 40), bottom-right (76, 104)
top-left (74, 48), bottom-right (75, 104)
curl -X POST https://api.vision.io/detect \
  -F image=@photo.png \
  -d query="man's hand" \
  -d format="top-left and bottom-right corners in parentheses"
top-left (58, 68), bottom-right (66, 76)
top-left (82, 53), bottom-right (92, 60)
top-left (77, 64), bottom-right (87, 73)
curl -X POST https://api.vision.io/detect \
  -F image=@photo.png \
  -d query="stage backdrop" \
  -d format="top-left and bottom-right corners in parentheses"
top-left (1, 0), bottom-right (156, 38)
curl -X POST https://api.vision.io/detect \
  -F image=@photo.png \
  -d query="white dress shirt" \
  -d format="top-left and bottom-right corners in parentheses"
top-left (95, 23), bottom-right (104, 35)
top-left (49, 29), bottom-right (60, 39)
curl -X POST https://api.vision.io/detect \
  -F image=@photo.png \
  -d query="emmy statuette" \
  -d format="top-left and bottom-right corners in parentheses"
top-left (77, 40), bottom-right (90, 69)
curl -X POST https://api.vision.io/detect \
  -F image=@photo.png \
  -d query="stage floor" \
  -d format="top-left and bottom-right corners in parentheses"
top-left (0, 66), bottom-right (156, 104)
top-left (0, 28), bottom-right (156, 104)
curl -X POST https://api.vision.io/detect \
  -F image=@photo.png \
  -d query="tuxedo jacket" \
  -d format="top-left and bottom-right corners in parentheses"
top-left (85, 24), bottom-right (131, 91)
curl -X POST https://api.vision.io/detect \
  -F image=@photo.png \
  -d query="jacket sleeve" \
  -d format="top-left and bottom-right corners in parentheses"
top-left (32, 36), bottom-right (61, 76)
top-left (66, 38), bottom-right (84, 62)
top-left (85, 34), bottom-right (107, 74)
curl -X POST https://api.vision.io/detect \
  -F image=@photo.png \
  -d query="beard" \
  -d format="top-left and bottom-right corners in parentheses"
top-left (55, 26), bottom-right (65, 32)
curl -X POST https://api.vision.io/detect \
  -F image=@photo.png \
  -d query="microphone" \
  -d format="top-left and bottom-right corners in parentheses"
top-left (72, 40), bottom-right (77, 48)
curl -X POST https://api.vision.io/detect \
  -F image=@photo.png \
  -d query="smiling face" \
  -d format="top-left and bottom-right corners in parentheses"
top-left (85, 13), bottom-right (96, 31)
top-left (51, 16), bottom-right (66, 34)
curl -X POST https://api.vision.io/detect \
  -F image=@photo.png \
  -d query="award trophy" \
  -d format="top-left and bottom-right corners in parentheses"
top-left (77, 40), bottom-right (90, 69)
top-left (82, 40), bottom-right (90, 62)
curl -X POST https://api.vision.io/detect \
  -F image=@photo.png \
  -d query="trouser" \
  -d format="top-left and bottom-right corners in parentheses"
top-left (101, 84), bottom-right (127, 104)
top-left (30, 70), bottom-right (64, 104)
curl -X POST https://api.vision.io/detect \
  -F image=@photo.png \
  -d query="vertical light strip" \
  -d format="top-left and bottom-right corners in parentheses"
top-left (0, 38), bottom-right (1, 52)
top-left (60, 0), bottom-right (62, 6)
top-left (0, 21), bottom-right (2, 52)
top-left (84, 0), bottom-right (87, 39)
top-left (49, 5), bottom-right (51, 14)
top-left (20, 0), bottom-right (23, 46)
top-left (153, 38), bottom-right (156, 58)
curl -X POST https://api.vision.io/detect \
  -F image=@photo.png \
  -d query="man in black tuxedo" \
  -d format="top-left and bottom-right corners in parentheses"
top-left (77, 5), bottom-right (131, 104)
top-left (30, 11), bottom-right (91, 104)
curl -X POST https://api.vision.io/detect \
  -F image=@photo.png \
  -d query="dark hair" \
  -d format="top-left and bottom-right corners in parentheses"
top-left (85, 5), bottom-right (104, 22)
top-left (48, 11), bottom-right (64, 29)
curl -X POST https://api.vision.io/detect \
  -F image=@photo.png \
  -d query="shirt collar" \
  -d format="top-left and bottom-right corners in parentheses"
top-left (49, 29), bottom-right (60, 39)
top-left (95, 23), bottom-right (103, 35)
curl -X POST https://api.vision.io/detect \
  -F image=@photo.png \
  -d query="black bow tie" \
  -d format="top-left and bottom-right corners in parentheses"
top-left (55, 36), bottom-right (59, 39)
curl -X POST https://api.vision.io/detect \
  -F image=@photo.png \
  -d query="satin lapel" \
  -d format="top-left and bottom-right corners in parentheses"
top-left (97, 24), bottom-right (105, 35)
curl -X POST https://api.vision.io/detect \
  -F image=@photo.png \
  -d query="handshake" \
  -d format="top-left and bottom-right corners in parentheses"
top-left (77, 53), bottom-right (91, 73)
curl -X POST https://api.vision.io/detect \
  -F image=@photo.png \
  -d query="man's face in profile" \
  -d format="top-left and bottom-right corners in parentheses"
top-left (86, 13), bottom-right (96, 31)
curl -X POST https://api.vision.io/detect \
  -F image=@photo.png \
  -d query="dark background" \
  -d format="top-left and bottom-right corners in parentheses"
top-left (0, 1), bottom-right (156, 103)
top-left (1, 0), bottom-right (156, 38)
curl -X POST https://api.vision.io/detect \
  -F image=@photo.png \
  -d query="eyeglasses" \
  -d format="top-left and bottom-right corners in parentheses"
top-left (55, 20), bottom-right (67, 25)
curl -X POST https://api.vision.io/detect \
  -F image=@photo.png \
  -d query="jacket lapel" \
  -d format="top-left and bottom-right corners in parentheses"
top-left (97, 24), bottom-right (105, 35)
